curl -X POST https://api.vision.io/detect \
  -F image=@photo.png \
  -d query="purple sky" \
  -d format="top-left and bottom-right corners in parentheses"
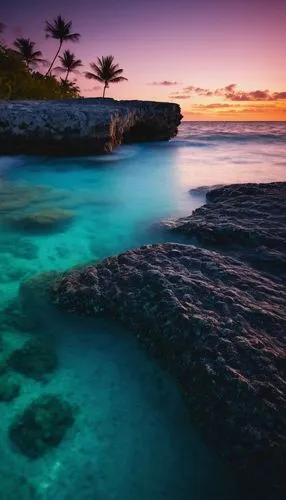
top-left (2, 0), bottom-right (286, 119)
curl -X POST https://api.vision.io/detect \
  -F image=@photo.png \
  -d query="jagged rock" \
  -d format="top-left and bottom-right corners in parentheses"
top-left (0, 373), bottom-right (20, 401)
top-left (8, 338), bottom-right (58, 380)
top-left (165, 182), bottom-right (286, 276)
top-left (50, 242), bottom-right (286, 499)
top-left (0, 99), bottom-right (182, 156)
top-left (9, 394), bottom-right (75, 457)
top-left (5, 208), bottom-right (75, 233)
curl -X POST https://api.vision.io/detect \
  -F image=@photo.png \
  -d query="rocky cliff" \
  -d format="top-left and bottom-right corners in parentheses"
top-left (0, 98), bottom-right (182, 155)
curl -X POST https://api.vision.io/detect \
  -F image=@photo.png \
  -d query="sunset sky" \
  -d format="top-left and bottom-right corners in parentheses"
top-left (2, 0), bottom-right (286, 120)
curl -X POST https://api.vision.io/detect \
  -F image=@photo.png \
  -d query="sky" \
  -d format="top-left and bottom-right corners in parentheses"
top-left (1, 0), bottom-right (286, 120)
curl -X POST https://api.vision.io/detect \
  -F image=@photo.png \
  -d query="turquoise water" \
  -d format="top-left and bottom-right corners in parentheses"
top-left (1, 122), bottom-right (286, 499)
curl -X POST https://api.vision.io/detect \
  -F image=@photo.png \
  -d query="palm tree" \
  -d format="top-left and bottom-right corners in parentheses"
top-left (45, 15), bottom-right (80, 76)
top-left (13, 38), bottom-right (45, 70)
top-left (85, 55), bottom-right (127, 97)
top-left (55, 49), bottom-right (82, 82)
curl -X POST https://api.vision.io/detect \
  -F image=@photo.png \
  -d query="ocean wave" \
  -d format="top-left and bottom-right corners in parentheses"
top-left (179, 133), bottom-right (286, 144)
top-left (178, 122), bottom-right (286, 145)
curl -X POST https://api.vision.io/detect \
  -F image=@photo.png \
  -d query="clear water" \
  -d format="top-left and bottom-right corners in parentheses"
top-left (0, 121), bottom-right (286, 499)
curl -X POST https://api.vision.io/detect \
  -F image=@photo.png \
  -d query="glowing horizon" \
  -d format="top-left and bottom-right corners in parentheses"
top-left (2, 0), bottom-right (286, 121)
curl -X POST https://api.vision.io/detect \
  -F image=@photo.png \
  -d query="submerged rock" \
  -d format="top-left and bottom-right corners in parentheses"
top-left (0, 99), bottom-right (182, 156)
top-left (0, 373), bottom-right (20, 401)
top-left (166, 182), bottom-right (286, 276)
top-left (51, 242), bottom-right (286, 499)
top-left (5, 208), bottom-right (75, 233)
top-left (8, 338), bottom-right (58, 380)
top-left (9, 394), bottom-right (75, 457)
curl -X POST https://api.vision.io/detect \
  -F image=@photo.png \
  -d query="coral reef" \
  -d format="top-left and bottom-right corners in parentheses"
top-left (5, 208), bottom-right (75, 233)
top-left (9, 394), bottom-right (75, 457)
top-left (8, 338), bottom-right (58, 380)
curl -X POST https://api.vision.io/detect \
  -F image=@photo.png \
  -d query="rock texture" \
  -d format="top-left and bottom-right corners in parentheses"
top-left (50, 242), bottom-right (286, 499)
top-left (0, 98), bottom-right (182, 155)
top-left (9, 394), bottom-right (75, 458)
top-left (165, 182), bottom-right (286, 276)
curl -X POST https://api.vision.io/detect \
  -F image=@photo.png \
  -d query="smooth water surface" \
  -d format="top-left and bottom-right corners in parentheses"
top-left (0, 121), bottom-right (286, 499)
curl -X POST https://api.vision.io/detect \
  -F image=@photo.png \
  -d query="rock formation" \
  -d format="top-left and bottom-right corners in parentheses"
top-left (165, 182), bottom-right (286, 276)
top-left (50, 182), bottom-right (286, 499)
top-left (0, 98), bottom-right (182, 155)
top-left (8, 338), bottom-right (58, 380)
top-left (9, 394), bottom-right (75, 458)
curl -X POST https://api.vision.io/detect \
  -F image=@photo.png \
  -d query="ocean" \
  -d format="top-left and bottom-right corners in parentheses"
top-left (0, 121), bottom-right (285, 499)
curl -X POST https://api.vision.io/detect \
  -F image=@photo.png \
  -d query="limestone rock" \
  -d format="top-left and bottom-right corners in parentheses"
top-left (50, 242), bottom-right (286, 499)
top-left (0, 98), bottom-right (182, 156)
top-left (165, 182), bottom-right (286, 276)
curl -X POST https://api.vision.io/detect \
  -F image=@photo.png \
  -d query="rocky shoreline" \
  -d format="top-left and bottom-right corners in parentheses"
top-left (0, 98), bottom-right (182, 155)
top-left (48, 182), bottom-right (286, 499)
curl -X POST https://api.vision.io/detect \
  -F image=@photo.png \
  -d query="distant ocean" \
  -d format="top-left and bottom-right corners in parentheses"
top-left (0, 121), bottom-right (285, 500)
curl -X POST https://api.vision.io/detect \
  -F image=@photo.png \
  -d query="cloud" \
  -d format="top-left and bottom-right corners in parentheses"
top-left (182, 86), bottom-right (214, 96)
top-left (85, 85), bottom-right (102, 92)
top-left (169, 92), bottom-right (191, 99)
top-left (273, 92), bottom-right (286, 100)
top-left (192, 103), bottom-right (234, 109)
top-left (179, 84), bottom-right (286, 101)
top-left (150, 81), bottom-right (179, 86)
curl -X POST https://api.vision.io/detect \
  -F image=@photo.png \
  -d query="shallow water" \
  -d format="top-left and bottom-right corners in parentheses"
top-left (0, 121), bottom-right (286, 499)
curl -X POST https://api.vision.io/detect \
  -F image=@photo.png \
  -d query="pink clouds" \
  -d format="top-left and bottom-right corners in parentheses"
top-left (170, 84), bottom-right (286, 102)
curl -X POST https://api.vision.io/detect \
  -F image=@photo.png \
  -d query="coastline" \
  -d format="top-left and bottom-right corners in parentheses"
top-left (0, 121), bottom-right (285, 499)
top-left (0, 99), bottom-right (182, 156)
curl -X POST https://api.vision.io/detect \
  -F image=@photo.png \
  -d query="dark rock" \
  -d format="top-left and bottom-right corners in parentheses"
top-left (0, 99), bottom-right (182, 156)
top-left (51, 242), bottom-right (286, 499)
top-left (0, 373), bottom-right (20, 401)
top-left (8, 338), bottom-right (58, 380)
top-left (5, 208), bottom-right (75, 233)
top-left (9, 394), bottom-right (75, 457)
top-left (166, 182), bottom-right (286, 276)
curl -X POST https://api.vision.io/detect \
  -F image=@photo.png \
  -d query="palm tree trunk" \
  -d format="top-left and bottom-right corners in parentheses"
top-left (46, 41), bottom-right (62, 76)
top-left (64, 69), bottom-right (70, 82)
top-left (103, 83), bottom-right (107, 98)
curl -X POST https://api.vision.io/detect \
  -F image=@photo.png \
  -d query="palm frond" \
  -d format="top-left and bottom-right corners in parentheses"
top-left (109, 76), bottom-right (128, 83)
top-left (44, 15), bottom-right (81, 43)
top-left (85, 72), bottom-right (103, 82)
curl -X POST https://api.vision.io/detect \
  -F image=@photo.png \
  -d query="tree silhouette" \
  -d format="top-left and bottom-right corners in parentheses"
top-left (45, 15), bottom-right (80, 76)
top-left (85, 55), bottom-right (127, 97)
top-left (55, 49), bottom-right (82, 81)
top-left (13, 38), bottom-right (45, 70)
